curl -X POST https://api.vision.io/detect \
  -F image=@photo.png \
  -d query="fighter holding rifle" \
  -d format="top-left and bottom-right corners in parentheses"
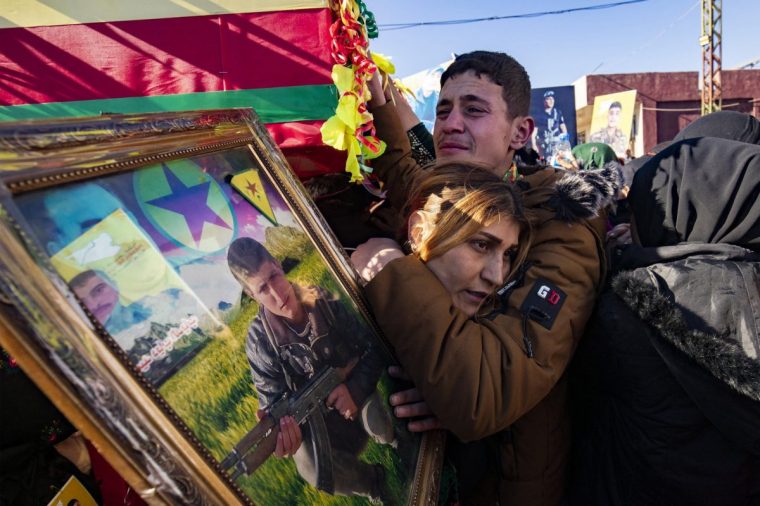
top-left (220, 366), bottom-right (342, 485)
top-left (224, 238), bottom-right (395, 501)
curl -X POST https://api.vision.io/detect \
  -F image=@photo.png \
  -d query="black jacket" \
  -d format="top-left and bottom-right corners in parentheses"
top-left (569, 241), bottom-right (760, 506)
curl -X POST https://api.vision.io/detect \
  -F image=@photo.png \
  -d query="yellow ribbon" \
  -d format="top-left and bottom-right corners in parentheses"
top-left (372, 52), bottom-right (396, 75)
top-left (323, 0), bottom-right (388, 181)
top-left (392, 77), bottom-right (417, 104)
top-left (331, 64), bottom-right (354, 94)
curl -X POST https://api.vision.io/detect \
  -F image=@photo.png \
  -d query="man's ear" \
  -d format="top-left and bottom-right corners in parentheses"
top-left (509, 116), bottom-right (535, 151)
top-left (407, 211), bottom-right (428, 253)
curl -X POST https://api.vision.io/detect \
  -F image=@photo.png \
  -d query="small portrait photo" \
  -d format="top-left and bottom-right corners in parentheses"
top-left (530, 85), bottom-right (577, 163)
top-left (589, 90), bottom-right (637, 157)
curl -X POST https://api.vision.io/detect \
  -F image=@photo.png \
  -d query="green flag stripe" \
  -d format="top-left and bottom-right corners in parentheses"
top-left (0, 85), bottom-right (338, 122)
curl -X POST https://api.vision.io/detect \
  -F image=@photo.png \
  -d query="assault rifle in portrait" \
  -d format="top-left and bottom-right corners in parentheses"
top-left (219, 366), bottom-right (342, 485)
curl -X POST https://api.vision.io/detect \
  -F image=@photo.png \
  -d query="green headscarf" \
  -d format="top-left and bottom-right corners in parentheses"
top-left (572, 142), bottom-right (619, 170)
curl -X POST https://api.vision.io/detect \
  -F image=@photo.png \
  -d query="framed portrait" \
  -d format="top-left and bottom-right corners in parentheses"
top-left (0, 109), bottom-right (445, 505)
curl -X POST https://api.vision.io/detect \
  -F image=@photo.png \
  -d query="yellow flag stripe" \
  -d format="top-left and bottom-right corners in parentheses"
top-left (1, 0), bottom-right (329, 29)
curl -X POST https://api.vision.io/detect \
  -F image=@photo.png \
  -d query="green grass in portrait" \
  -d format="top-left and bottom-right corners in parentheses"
top-left (159, 246), bottom-right (411, 505)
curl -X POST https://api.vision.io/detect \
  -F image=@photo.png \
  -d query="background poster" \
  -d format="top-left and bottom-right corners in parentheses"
top-left (401, 59), bottom-right (453, 132)
top-left (589, 89), bottom-right (637, 157)
top-left (530, 85), bottom-right (577, 162)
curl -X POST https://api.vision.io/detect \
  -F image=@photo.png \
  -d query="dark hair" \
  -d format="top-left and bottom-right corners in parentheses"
top-left (227, 237), bottom-right (277, 283)
top-left (609, 101), bottom-right (622, 110)
top-left (513, 146), bottom-right (542, 168)
top-left (69, 269), bottom-right (114, 290)
top-left (440, 51), bottom-right (531, 119)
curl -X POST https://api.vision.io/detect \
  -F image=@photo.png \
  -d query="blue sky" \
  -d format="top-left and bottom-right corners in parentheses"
top-left (368, 0), bottom-right (760, 88)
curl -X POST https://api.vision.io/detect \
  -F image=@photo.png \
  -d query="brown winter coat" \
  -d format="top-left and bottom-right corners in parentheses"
top-left (365, 103), bottom-right (612, 505)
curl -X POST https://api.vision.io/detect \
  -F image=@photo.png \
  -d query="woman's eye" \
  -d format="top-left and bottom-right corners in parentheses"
top-left (505, 249), bottom-right (517, 263)
top-left (471, 240), bottom-right (489, 252)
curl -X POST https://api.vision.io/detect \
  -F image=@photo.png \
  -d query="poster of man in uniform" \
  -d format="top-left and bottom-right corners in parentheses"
top-left (589, 89), bottom-right (637, 157)
top-left (530, 86), bottom-right (577, 163)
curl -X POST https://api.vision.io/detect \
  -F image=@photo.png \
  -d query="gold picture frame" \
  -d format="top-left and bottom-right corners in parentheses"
top-left (0, 109), bottom-right (445, 505)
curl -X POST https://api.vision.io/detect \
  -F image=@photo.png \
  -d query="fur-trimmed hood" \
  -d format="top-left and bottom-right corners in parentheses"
top-left (304, 162), bottom-right (622, 234)
top-left (518, 162), bottom-right (622, 223)
top-left (604, 256), bottom-right (760, 454)
top-left (612, 263), bottom-right (760, 404)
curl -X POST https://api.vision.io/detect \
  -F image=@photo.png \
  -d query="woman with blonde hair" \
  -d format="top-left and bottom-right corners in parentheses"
top-left (355, 162), bottom-right (531, 318)
top-left (352, 162), bottom-right (533, 502)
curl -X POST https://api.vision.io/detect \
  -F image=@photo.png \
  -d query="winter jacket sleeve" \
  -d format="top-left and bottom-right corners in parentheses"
top-left (364, 215), bottom-right (604, 442)
top-left (371, 102), bottom-right (429, 210)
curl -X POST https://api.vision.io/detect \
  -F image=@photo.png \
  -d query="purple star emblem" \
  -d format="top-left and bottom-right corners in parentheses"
top-left (147, 164), bottom-right (230, 247)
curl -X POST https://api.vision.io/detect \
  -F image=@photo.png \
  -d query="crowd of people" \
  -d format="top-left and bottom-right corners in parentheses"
top-left (3, 45), bottom-right (759, 505)
top-left (343, 51), bottom-right (760, 505)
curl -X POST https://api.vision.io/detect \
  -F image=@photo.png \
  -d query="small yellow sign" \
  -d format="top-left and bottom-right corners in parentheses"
top-left (47, 475), bottom-right (98, 506)
top-left (231, 169), bottom-right (278, 225)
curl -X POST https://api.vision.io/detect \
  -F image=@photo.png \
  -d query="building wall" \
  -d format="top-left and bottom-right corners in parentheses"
top-left (577, 70), bottom-right (760, 153)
